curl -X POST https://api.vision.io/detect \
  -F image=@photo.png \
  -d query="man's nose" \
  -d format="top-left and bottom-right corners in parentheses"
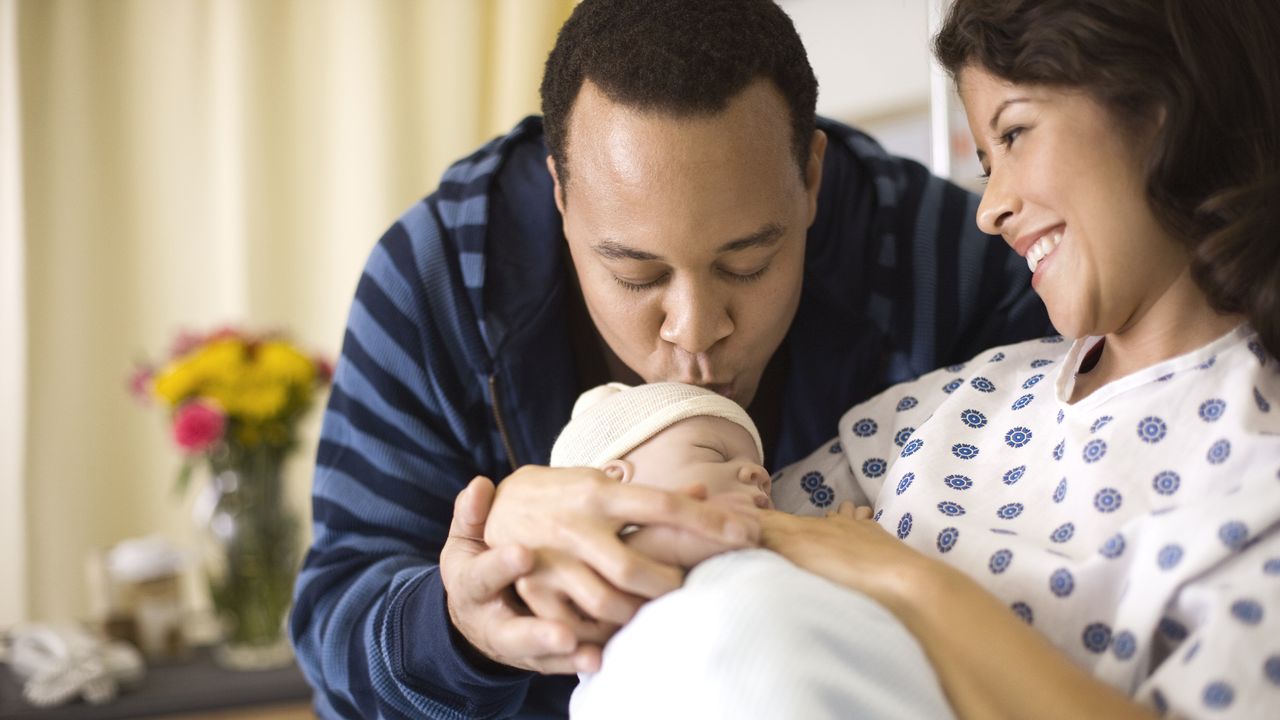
top-left (659, 277), bottom-right (734, 357)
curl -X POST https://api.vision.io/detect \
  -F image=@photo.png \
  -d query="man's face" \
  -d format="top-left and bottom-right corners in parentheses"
top-left (550, 79), bottom-right (826, 407)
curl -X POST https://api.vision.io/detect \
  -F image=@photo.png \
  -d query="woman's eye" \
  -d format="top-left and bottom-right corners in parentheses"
top-left (997, 126), bottom-right (1024, 149)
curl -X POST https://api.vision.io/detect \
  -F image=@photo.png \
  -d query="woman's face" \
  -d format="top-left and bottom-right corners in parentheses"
top-left (958, 66), bottom-right (1185, 340)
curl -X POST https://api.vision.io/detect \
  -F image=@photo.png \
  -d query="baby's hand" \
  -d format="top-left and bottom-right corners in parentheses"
top-left (826, 501), bottom-right (873, 520)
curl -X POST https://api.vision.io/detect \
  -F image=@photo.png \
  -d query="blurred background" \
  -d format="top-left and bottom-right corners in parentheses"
top-left (1, 0), bottom-right (960, 638)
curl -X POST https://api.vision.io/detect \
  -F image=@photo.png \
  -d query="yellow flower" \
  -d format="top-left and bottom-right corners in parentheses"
top-left (191, 339), bottom-right (248, 388)
top-left (152, 338), bottom-right (248, 407)
top-left (224, 375), bottom-right (289, 421)
top-left (152, 360), bottom-right (199, 406)
top-left (256, 341), bottom-right (316, 388)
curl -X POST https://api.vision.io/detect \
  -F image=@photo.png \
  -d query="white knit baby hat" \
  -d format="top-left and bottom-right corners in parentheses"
top-left (549, 382), bottom-right (764, 469)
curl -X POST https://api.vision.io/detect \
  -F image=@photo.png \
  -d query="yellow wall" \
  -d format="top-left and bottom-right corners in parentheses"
top-left (4, 0), bottom-right (575, 626)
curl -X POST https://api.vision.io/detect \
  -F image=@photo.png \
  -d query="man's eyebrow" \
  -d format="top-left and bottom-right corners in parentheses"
top-left (716, 223), bottom-right (785, 254)
top-left (592, 241), bottom-right (660, 261)
top-left (591, 223), bottom-right (786, 262)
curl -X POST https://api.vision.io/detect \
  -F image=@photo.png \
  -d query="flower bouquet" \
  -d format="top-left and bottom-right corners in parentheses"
top-left (131, 326), bottom-right (331, 669)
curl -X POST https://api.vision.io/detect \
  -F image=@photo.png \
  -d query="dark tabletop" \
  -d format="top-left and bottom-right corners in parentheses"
top-left (0, 645), bottom-right (313, 720)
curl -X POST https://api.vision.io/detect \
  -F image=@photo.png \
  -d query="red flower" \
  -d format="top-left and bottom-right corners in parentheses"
top-left (314, 356), bottom-right (334, 384)
top-left (172, 400), bottom-right (226, 453)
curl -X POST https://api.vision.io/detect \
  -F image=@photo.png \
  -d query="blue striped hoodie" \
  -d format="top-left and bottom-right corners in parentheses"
top-left (290, 116), bottom-right (1050, 719)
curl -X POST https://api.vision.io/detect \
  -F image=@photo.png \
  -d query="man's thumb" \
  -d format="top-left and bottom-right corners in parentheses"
top-left (452, 476), bottom-right (496, 537)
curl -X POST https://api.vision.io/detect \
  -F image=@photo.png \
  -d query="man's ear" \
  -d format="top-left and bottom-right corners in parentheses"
top-left (602, 459), bottom-right (635, 484)
top-left (805, 129), bottom-right (828, 226)
top-left (546, 155), bottom-right (567, 215)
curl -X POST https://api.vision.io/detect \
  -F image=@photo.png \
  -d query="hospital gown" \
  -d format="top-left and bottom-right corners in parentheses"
top-left (774, 324), bottom-right (1280, 719)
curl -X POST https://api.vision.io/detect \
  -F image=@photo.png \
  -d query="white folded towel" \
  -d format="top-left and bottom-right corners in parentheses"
top-left (1, 622), bottom-right (144, 707)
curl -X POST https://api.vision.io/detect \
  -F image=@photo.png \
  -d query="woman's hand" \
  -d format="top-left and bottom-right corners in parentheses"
top-left (761, 501), bottom-right (936, 612)
top-left (762, 502), bottom-right (1156, 720)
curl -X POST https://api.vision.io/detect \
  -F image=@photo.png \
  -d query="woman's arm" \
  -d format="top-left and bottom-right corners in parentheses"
top-left (763, 505), bottom-right (1157, 720)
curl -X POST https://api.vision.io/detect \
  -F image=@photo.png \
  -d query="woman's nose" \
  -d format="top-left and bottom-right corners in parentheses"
top-left (976, 167), bottom-right (1019, 237)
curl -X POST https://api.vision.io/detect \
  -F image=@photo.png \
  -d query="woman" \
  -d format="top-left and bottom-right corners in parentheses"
top-left (579, 1), bottom-right (1280, 718)
top-left (768, 0), bottom-right (1280, 717)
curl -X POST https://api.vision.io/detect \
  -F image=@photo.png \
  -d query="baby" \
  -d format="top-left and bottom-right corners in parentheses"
top-left (550, 382), bottom-right (773, 569)
top-left (552, 383), bottom-right (951, 719)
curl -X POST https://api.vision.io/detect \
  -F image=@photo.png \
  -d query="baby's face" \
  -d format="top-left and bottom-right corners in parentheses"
top-left (619, 415), bottom-right (772, 509)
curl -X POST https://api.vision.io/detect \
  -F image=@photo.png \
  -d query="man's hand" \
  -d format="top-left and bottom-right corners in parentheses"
top-left (484, 465), bottom-right (759, 597)
top-left (440, 476), bottom-right (600, 674)
top-left (444, 465), bottom-right (758, 672)
top-left (622, 492), bottom-right (766, 568)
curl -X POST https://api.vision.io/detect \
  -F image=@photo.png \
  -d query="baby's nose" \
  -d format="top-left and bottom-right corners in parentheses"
top-left (739, 463), bottom-right (771, 494)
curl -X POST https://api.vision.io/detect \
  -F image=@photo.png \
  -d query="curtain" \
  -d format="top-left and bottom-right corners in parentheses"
top-left (2, 0), bottom-right (575, 626)
top-left (2, 0), bottom-right (29, 625)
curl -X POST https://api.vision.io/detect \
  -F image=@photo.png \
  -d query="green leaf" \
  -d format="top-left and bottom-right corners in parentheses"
top-left (175, 459), bottom-right (196, 496)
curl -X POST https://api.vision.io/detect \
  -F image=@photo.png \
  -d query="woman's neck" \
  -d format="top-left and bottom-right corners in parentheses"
top-left (1070, 267), bottom-right (1243, 402)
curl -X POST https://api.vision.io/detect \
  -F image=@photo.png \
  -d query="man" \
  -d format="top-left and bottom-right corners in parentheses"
top-left (290, 1), bottom-right (1049, 718)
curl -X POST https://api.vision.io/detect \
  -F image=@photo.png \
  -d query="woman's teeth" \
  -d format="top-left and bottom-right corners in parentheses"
top-left (1027, 232), bottom-right (1062, 273)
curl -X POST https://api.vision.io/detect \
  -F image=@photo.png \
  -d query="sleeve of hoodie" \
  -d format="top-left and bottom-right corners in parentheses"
top-left (289, 194), bottom-right (534, 720)
top-left (883, 155), bottom-right (1054, 374)
top-left (942, 188), bottom-right (1055, 363)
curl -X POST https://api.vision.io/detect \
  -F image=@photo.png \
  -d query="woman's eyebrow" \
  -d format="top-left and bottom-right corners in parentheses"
top-left (988, 97), bottom-right (1031, 131)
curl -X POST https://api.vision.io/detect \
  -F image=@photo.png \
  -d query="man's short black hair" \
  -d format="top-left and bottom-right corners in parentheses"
top-left (540, 0), bottom-right (818, 188)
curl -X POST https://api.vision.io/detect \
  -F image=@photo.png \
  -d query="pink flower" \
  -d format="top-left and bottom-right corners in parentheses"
top-left (172, 400), bottom-right (225, 453)
top-left (127, 365), bottom-right (153, 404)
top-left (169, 325), bottom-right (246, 358)
top-left (169, 329), bottom-right (207, 358)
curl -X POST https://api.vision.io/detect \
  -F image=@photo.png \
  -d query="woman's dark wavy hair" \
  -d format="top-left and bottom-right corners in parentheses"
top-left (540, 0), bottom-right (817, 190)
top-left (934, 0), bottom-right (1280, 359)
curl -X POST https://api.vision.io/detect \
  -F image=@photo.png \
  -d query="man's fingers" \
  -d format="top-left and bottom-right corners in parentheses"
top-left (451, 476), bottom-right (496, 539)
top-left (514, 578), bottom-right (621, 645)
top-left (545, 556), bottom-right (643, 626)
top-left (455, 544), bottom-right (534, 603)
top-left (674, 482), bottom-right (709, 500)
top-left (600, 483), bottom-right (756, 545)
top-left (571, 534), bottom-right (685, 599)
top-left (486, 615), bottom-right (577, 663)
top-left (572, 644), bottom-right (603, 674)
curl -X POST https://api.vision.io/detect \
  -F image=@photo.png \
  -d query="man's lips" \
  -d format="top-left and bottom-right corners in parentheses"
top-left (704, 383), bottom-right (734, 399)
top-left (675, 378), bottom-right (735, 399)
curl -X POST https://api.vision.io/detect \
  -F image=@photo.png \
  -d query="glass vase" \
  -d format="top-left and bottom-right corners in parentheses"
top-left (197, 441), bottom-right (301, 670)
